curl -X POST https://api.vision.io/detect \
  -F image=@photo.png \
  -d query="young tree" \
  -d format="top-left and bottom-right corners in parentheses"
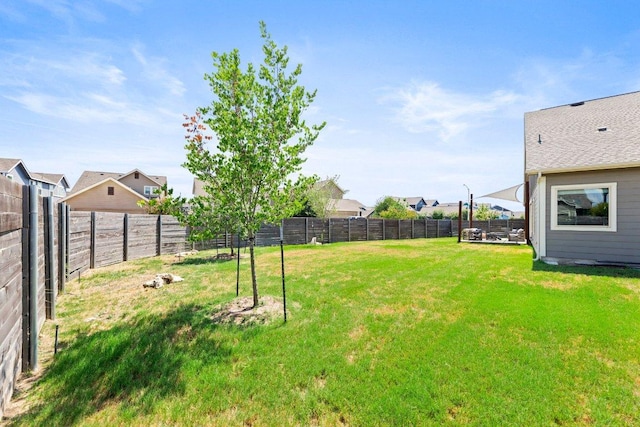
top-left (373, 196), bottom-right (418, 219)
top-left (430, 209), bottom-right (445, 220)
top-left (183, 22), bottom-right (325, 307)
top-left (474, 204), bottom-right (499, 220)
top-left (137, 184), bottom-right (186, 216)
top-left (307, 175), bottom-right (341, 219)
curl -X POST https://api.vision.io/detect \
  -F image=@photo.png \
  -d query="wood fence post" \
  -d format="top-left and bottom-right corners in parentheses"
top-left (437, 220), bottom-right (440, 238)
top-left (58, 202), bottom-right (66, 293)
top-left (156, 215), bottom-right (162, 256)
top-left (65, 204), bottom-right (70, 281)
top-left (23, 184), bottom-right (39, 370)
top-left (425, 218), bottom-right (428, 238)
top-left (457, 201), bottom-right (462, 242)
top-left (366, 218), bottom-right (369, 241)
top-left (348, 218), bottom-right (351, 242)
top-left (382, 219), bottom-right (386, 240)
top-left (397, 219), bottom-right (401, 239)
top-left (328, 218), bottom-right (331, 243)
top-left (20, 186), bottom-right (29, 372)
top-left (123, 213), bottom-right (129, 261)
top-left (45, 196), bottom-right (55, 320)
top-left (411, 220), bottom-right (414, 239)
top-left (90, 211), bottom-right (96, 269)
top-left (305, 217), bottom-right (308, 244)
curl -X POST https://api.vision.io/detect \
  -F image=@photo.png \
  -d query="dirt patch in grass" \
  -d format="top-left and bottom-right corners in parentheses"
top-left (211, 296), bottom-right (286, 326)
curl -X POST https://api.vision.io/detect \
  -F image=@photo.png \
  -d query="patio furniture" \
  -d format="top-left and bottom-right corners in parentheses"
top-left (508, 228), bottom-right (525, 242)
top-left (462, 228), bottom-right (483, 241)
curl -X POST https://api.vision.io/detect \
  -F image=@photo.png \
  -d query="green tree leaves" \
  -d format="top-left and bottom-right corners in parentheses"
top-left (182, 22), bottom-right (325, 306)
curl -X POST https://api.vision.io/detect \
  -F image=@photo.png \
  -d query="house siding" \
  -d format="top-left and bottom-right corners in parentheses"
top-left (544, 168), bottom-right (640, 264)
top-left (6, 165), bottom-right (30, 186)
top-left (66, 181), bottom-right (146, 214)
top-left (118, 174), bottom-right (160, 196)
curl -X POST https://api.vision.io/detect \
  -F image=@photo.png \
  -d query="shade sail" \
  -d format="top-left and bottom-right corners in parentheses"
top-left (479, 183), bottom-right (523, 203)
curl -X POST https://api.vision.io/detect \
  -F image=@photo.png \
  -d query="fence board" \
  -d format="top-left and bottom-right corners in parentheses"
top-left (127, 215), bottom-right (158, 260)
top-left (94, 212), bottom-right (125, 268)
top-left (283, 217), bottom-right (307, 245)
top-left (306, 218), bottom-right (329, 244)
top-left (37, 198), bottom-right (45, 332)
top-left (349, 218), bottom-right (368, 241)
top-left (160, 215), bottom-right (188, 255)
top-left (256, 223), bottom-right (281, 247)
top-left (329, 219), bottom-right (348, 243)
top-left (68, 212), bottom-right (92, 277)
top-left (0, 176), bottom-right (23, 418)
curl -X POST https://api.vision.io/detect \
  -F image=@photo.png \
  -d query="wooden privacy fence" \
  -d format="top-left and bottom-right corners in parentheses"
top-left (0, 173), bottom-right (526, 417)
top-left (65, 212), bottom-right (189, 281)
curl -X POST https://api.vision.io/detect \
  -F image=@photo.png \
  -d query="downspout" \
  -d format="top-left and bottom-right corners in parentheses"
top-left (532, 172), bottom-right (543, 261)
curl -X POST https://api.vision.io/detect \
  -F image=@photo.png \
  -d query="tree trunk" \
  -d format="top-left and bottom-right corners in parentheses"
top-left (229, 230), bottom-right (235, 256)
top-left (248, 235), bottom-right (259, 308)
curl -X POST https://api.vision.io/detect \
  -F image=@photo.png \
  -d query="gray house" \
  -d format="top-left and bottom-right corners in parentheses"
top-left (0, 158), bottom-right (70, 201)
top-left (525, 91), bottom-right (640, 265)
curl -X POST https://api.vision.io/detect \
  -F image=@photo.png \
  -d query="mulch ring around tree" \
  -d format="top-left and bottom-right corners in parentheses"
top-left (211, 296), bottom-right (286, 326)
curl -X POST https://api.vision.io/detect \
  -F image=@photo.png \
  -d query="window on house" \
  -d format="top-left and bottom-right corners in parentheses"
top-left (6, 173), bottom-right (13, 180)
top-left (144, 185), bottom-right (159, 196)
top-left (107, 186), bottom-right (115, 196)
top-left (134, 172), bottom-right (139, 179)
top-left (551, 182), bottom-right (617, 232)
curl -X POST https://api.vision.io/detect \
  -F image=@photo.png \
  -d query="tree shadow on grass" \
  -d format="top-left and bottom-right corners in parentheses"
top-left (532, 259), bottom-right (640, 278)
top-left (177, 254), bottom-right (237, 265)
top-left (9, 304), bottom-right (235, 426)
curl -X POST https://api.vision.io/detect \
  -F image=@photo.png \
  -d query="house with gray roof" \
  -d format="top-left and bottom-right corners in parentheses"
top-left (63, 169), bottom-right (166, 214)
top-left (0, 158), bottom-right (70, 200)
top-left (392, 197), bottom-right (437, 213)
top-left (525, 91), bottom-right (640, 264)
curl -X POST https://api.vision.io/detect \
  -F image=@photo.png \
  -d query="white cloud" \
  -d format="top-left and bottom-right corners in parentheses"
top-left (131, 44), bottom-right (186, 97)
top-left (382, 81), bottom-right (520, 140)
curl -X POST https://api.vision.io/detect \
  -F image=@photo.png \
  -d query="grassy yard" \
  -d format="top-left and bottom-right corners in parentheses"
top-left (6, 238), bottom-right (640, 426)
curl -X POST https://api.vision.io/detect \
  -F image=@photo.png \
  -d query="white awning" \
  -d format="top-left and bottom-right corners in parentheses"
top-left (479, 184), bottom-right (523, 203)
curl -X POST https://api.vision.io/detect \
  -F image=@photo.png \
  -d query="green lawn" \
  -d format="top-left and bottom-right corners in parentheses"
top-left (9, 238), bottom-right (640, 426)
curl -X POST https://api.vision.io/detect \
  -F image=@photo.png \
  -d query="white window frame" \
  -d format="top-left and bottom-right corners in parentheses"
top-left (144, 185), bottom-right (159, 196)
top-left (550, 182), bottom-right (617, 232)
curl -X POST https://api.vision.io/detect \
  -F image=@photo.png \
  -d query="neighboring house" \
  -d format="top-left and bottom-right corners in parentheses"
top-left (30, 172), bottom-right (71, 200)
top-left (0, 158), bottom-right (30, 185)
top-left (419, 202), bottom-right (459, 218)
top-left (315, 179), bottom-right (346, 199)
top-left (192, 178), bottom-right (206, 198)
top-left (315, 178), bottom-right (373, 218)
top-left (0, 158), bottom-right (70, 200)
top-left (392, 197), bottom-right (438, 214)
top-left (328, 198), bottom-right (371, 218)
top-left (525, 91), bottom-right (640, 264)
top-left (192, 176), bottom-right (371, 218)
top-left (62, 169), bottom-right (167, 214)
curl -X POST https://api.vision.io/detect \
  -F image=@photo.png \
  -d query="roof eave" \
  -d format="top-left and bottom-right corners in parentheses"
top-left (526, 161), bottom-right (640, 176)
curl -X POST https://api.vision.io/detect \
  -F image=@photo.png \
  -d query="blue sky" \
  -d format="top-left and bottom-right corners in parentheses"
top-left (2, 1), bottom-right (640, 211)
